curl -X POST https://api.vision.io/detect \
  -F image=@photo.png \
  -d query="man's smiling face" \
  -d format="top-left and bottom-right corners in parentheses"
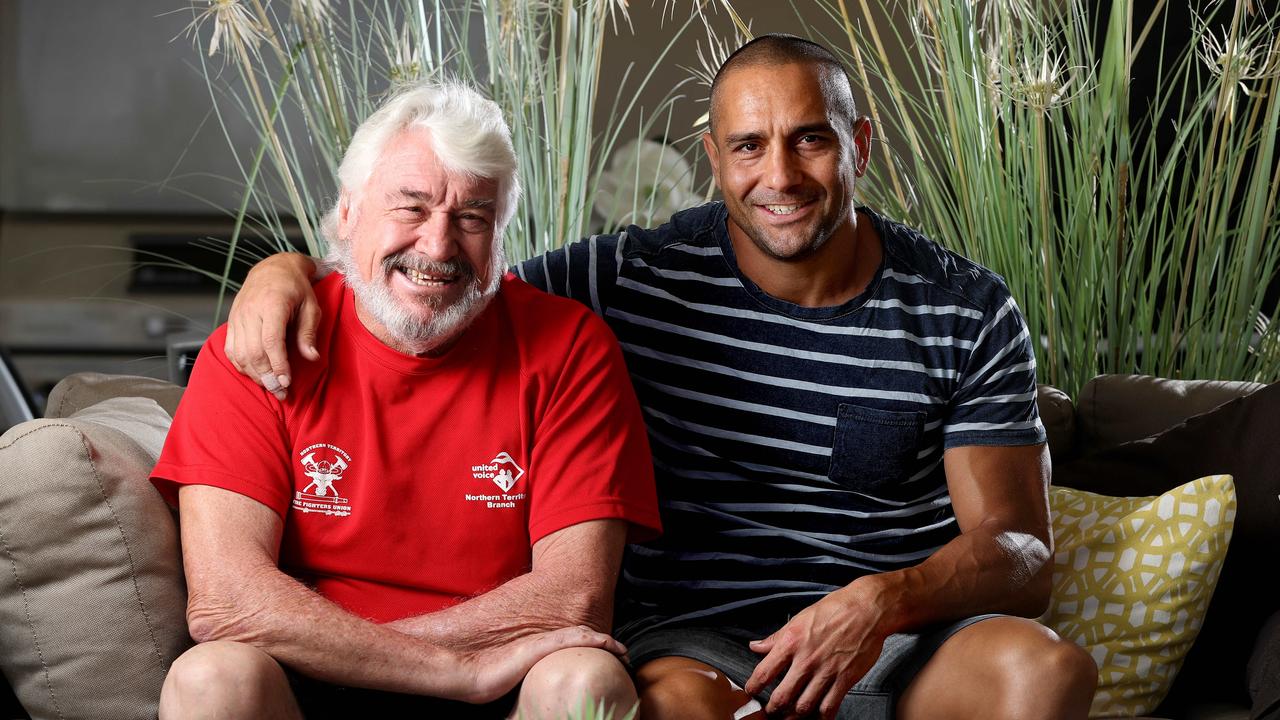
top-left (703, 61), bottom-right (868, 263)
top-left (334, 126), bottom-right (502, 354)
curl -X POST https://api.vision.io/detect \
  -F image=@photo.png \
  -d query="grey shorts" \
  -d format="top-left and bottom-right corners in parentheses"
top-left (621, 614), bottom-right (1003, 719)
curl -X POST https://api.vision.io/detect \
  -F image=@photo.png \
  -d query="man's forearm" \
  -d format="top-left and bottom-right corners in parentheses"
top-left (855, 521), bottom-right (1052, 636)
top-left (187, 557), bottom-right (470, 698)
top-left (386, 561), bottom-right (615, 651)
top-left (386, 520), bottom-right (626, 650)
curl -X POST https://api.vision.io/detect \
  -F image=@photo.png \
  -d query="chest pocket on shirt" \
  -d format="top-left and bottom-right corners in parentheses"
top-left (828, 403), bottom-right (926, 491)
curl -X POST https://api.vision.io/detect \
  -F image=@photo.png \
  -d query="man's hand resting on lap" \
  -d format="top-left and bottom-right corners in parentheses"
top-left (456, 626), bottom-right (626, 704)
top-left (225, 252), bottom-right (322, 399)
top-left (746, 582), bottom-right (889, 720)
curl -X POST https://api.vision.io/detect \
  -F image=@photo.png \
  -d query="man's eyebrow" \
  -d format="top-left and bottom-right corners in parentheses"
top-left (792, 122), bottom-right (837, 136)
top-left (396, 188), bottom-right (432, 202)
top-left (393, 189), bottom-right (494, 210)
top-left (724, 123), bottom-right (837, 146)
top-left (724, 131), bottom-right (764, 145)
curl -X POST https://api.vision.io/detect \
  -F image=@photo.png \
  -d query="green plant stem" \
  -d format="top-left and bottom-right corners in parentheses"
top-left (837, 0), bottom-right (906, 209)
top-left (1170, 0), bottom-right (1245, 357)
top-left (1033, 110), bottom-right (1060, 387)
top-left (216, 49), bottom-right (300, 321)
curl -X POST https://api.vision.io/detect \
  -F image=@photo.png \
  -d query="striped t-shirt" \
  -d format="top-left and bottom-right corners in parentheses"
top-left (516, 202), bottom-right (1046, 638)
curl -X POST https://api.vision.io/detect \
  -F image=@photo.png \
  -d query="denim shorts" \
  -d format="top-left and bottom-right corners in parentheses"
top-left (620, 614), bottom-right (1003, 719)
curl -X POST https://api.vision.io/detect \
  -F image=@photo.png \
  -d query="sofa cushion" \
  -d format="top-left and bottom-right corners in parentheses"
top-left (45, 371), bottom-right (184, 419)
top-left (1042, 475), bottom-right (1235, 718)
top-left (0, 394), bottom-right (190, 720)
top-left (1054, 382), bottom-right (1280, 714)
top-left (1073, 374), bottom-right (1263, 455)
top-left (1036, 384), bottom-right (1076, 460)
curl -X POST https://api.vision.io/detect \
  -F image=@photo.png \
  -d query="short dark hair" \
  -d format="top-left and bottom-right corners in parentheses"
top-left (708, 34), bottom-right (858, 132)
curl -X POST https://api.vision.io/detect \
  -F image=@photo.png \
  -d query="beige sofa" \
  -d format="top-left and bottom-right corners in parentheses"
top-left (0, 372), bottom-right (1274, 720)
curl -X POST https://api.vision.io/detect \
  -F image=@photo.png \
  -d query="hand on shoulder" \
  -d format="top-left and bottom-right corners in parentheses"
top-left (224, 252), bottom-right (323, 399)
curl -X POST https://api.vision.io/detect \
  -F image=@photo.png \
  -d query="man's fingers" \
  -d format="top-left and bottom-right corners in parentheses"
top-left (261, 296), bottom-right (294, 367)
top-left (819, 682), bottom-right (848, 720)
top-left (745, 644), bottom-right (788, 695)
top-left (296, 297), bottom-right (322, 360)
top-left (259, 372), bottom-right (285, 395)
top-left (224, 324), bottom-right (243, 373)
top-left (539, 625), bottom-right (626, 657)
top-left (261, 329), bottom-right (292, 395)
top-left (749, 635), bottom-right (776, 655)
top-left (237, 316), bottom-right (285, 399)
top-left (794, 671), bottom-right (832, 719)
top-left (763, 659), bottom-right (808, 716)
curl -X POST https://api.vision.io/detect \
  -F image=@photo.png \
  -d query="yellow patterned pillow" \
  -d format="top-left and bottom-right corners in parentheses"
top-left (1042, 475), bottom-right (1235, 718)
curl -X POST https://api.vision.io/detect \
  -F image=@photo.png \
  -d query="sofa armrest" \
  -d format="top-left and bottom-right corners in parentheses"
top-left (1036, 384), bottom-right (1076, 460)
top-left (0, 394), bottom-right (190, 719)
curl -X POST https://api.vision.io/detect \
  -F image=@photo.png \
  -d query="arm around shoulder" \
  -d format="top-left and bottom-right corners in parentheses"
top-left (224, 252), bottom-right (324, 398)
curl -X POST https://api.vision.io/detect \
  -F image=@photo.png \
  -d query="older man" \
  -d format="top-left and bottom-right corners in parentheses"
top-left (225, 36), bottom-right (1098, 720)
top-left (150, 81), bottom-right (661, 719)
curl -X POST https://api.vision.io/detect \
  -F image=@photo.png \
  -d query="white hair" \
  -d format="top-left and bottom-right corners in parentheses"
top-left (319, 80), bottom-right (521, 245)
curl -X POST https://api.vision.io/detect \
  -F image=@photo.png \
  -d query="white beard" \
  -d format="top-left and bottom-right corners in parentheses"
top-left (328, 239), bottom-right (506, 354)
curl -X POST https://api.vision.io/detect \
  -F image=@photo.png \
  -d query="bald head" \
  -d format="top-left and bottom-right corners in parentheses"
top-left (708, 34), bottom-right (858, 135)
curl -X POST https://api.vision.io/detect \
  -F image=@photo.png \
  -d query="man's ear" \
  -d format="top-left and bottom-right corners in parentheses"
top-left (336, 190), bottom-right (354, 237)
top-left (701, 131), bottom-right (721, 188)
top-left (851, 117), bottom-right (873, 177)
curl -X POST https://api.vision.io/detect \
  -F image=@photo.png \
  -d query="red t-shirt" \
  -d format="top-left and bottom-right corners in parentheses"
top-left (152, 273), bottom-right (660, 623)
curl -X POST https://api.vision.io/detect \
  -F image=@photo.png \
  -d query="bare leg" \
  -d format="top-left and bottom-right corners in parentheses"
top-left (898, 617), bottom-right (1097, 720)
top-left (159, 641), bottom-right (303, 720)
top-left (635, 656), bottom-right (765, 720)
top-left (509, 647), bottom-right (637, 720)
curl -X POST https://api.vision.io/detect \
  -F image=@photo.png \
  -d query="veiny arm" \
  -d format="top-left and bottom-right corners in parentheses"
top-left (179, 484), bottom-right (624, 702)
top-left (386, 518), bottom-right (628, 650)
top-left (745, 443), bottom-right (1052, 718)
top-left (876, 443), bottom-right (1054, 622)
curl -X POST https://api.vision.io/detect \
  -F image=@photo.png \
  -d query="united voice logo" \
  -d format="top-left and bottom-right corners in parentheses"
top-left (472, 451), bottom-right (525, 493)
top-left (465, 451), bottom-right (528, 510)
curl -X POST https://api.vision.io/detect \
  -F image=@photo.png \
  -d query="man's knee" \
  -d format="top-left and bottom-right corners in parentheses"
top-left (902, 617), bottom-right (1097, 720)
top-left (980, 618), bottom-right (1098, 719)
top-left (636, 656), bottom-right (761, 720)
top-left (160, 641), bottom-right (299, 720)
top-left (516, 647), bottom-right (636, 719)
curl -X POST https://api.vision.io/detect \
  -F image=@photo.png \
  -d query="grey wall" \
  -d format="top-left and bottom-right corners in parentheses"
top-left (1, 1), bottom-right (898, 215)
top-left (0, 0), bottom-right (274, 213)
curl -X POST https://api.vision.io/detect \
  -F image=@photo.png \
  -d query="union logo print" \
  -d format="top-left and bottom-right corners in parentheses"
top-left (293, 443), bottom-right (353, 517)
top-left (471, 451), bottom-right (525, 494)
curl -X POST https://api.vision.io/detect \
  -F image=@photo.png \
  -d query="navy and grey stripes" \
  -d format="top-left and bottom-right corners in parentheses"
top-left (516, 202), bottom-right (1046, 637)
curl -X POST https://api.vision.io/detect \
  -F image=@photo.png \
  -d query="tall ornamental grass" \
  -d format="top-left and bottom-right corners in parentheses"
top-left (184, 0), bottom-right (1279, 397)
top-left (803, 0), bottom-right (1280, 396)
top-left (182, 0), bottom-right (720, 318)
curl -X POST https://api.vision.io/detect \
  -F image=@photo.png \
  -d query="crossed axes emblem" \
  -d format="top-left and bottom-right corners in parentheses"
top-left (300, 452), bottom-right (348, 497)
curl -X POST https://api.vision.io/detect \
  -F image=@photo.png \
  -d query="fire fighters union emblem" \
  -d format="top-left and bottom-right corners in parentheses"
top-left (293, 443), bottom-right (353, 517)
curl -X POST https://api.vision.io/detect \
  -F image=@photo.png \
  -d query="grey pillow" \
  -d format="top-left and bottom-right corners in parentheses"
top-left (0, 394), bottom-right (190, 720)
